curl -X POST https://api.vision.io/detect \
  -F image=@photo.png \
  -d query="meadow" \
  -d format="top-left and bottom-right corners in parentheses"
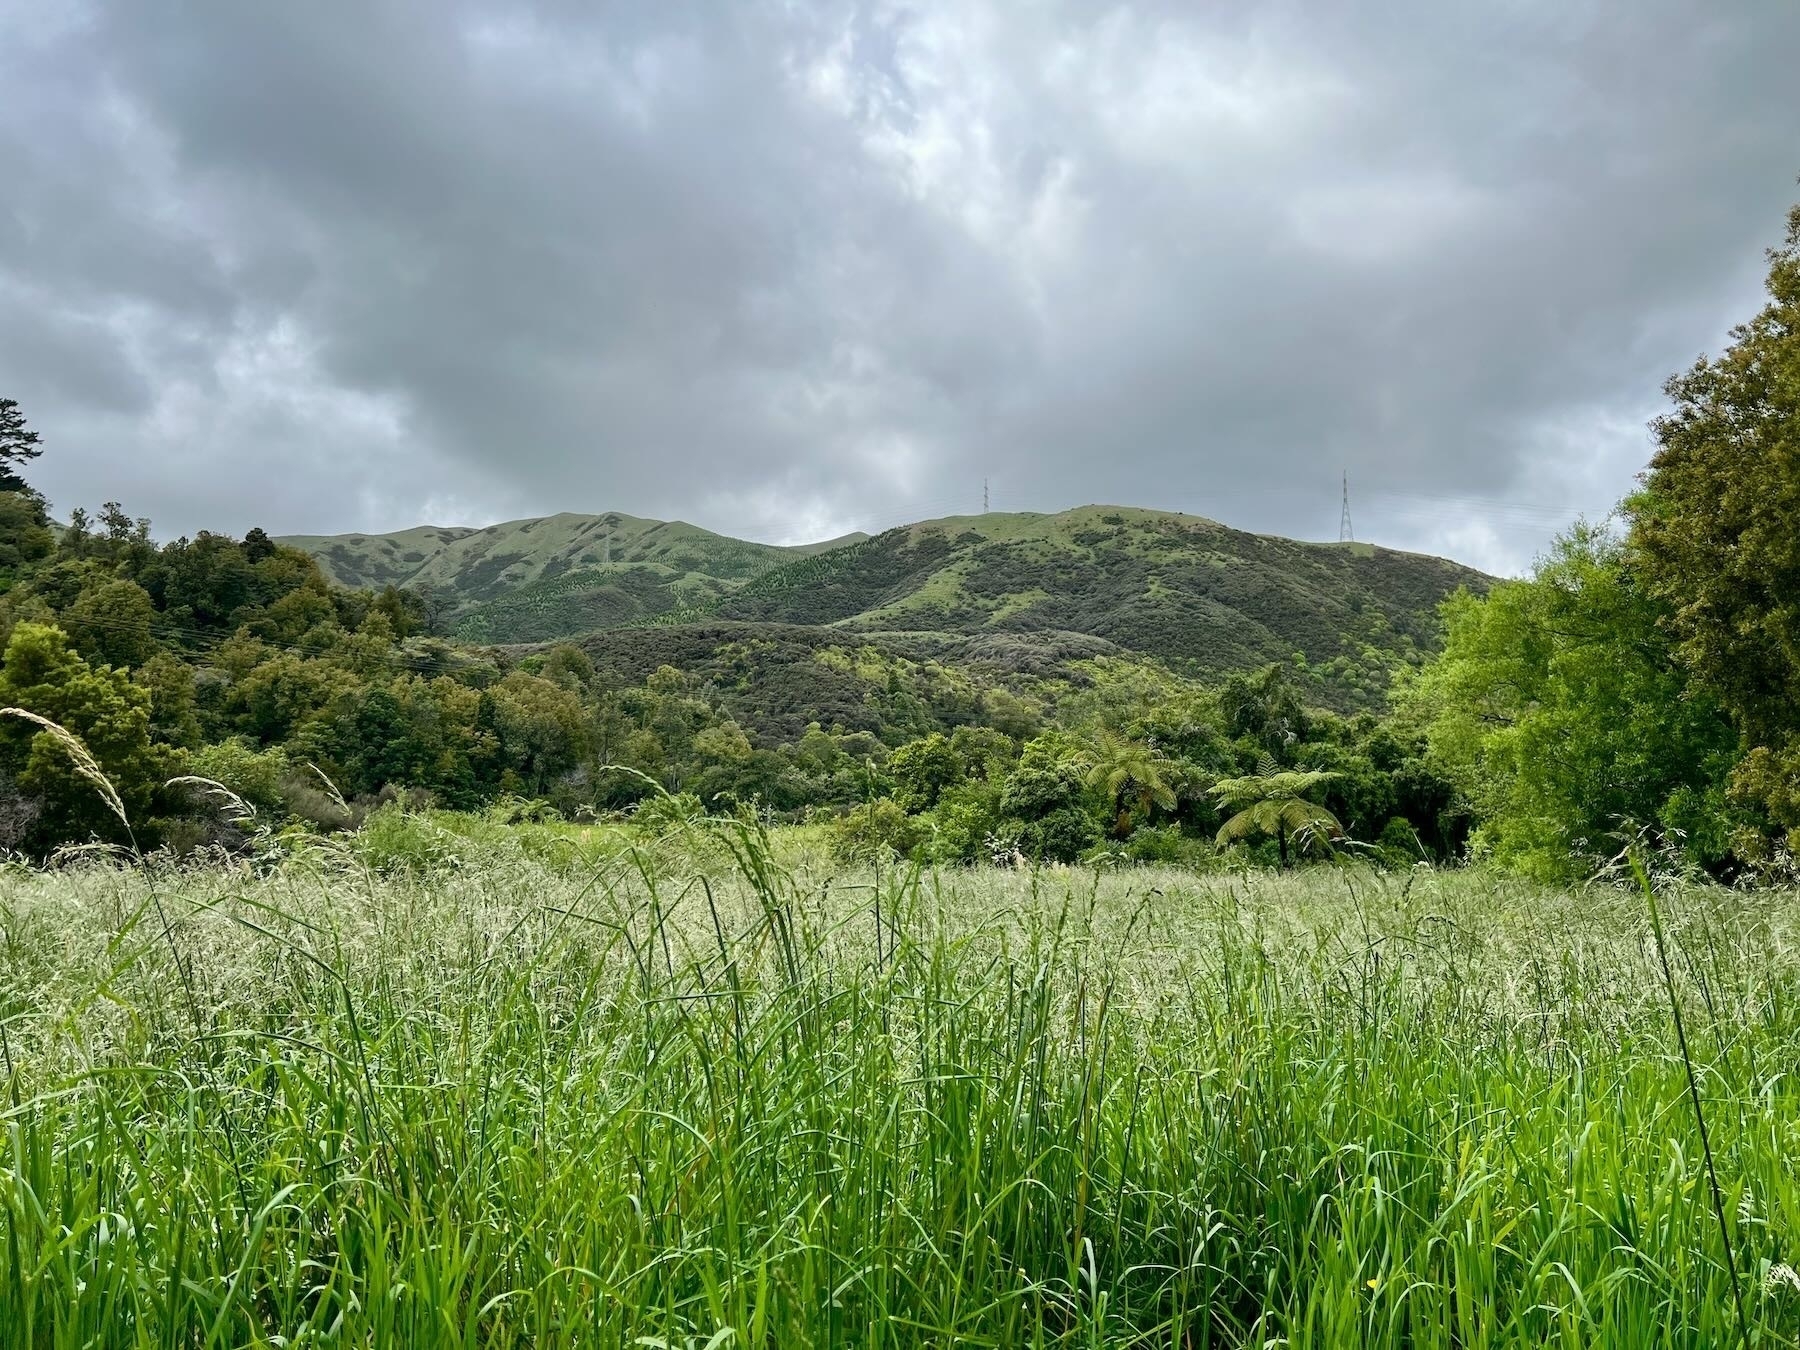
top-left (4, 816), bottom-right (1799, 1347)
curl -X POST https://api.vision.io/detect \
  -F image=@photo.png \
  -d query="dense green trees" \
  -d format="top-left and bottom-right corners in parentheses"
top-left (816, 666), bottom-right (1463, 868)
top-left (0, 623), bottom-right (169, 850)
top-left (0, 495), bottom-right (592, 845)
top-left (1375, 195), bottom-right (1800, 879)
top-left (1407, 526), bottom-right (1738, 878)
top-left (1399, 198), bottom-right (1800, 876)
top-left (1628, 203), bottom-right (1800, 846)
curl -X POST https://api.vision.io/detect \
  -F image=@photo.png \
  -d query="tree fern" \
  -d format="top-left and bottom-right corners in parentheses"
top-left (1212, 754), bottom-right (1344, 864)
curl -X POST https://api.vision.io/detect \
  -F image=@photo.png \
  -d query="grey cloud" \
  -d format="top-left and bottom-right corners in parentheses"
top-left (2, 0), bottom-right (1796, 571)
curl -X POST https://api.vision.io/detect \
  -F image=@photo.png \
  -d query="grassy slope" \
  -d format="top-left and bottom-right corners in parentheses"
top-left (7, 834), bottom-right (1792, 1346)
top-left (278, 513), bottom-right (869, 639)
top-left (284, 505), bottom-right (1487, 709)
top-left (714, 505), bottom-right (1489, 704)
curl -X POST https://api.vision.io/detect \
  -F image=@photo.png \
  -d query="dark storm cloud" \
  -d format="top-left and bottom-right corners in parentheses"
top-left (3, 0), bottom-right (1796, 571)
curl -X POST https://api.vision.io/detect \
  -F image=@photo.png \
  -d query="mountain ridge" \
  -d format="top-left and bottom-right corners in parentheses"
top-left (701, 505), bottom-right (1487, 704)
top-left (277, 512), bottom-right (869, 638)
top-left (279, 511), bottom-right (867, 598)
top-left (282, 504), bottom-right (1490, 710)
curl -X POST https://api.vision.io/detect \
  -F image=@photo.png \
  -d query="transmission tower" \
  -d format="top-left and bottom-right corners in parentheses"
top-left (1339, 472), bottom-right (1354, 543)
top-left (983, 478), bottom-right (989, 513)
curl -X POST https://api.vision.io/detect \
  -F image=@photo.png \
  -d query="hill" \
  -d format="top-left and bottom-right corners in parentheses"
top-left (278, 513), bottom-right (866, 640)
top-left (282, 504), bottom-right (1489, 711)
top-left (705, 506), bottom-right (1488, 707)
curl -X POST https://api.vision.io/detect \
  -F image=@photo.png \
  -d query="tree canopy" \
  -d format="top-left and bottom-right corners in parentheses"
top-left (1407, 525), bottom-right (1739, 878)
top-left (1628, 203), bottom-right (1800, 845)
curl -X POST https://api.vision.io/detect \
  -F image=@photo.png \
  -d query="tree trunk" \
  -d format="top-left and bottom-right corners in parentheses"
top-left (1278, 819), bottom-right (1288, 867)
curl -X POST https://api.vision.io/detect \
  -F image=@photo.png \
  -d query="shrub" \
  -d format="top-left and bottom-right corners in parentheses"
top-left (1124, 823), bottom-right (1194, 864)
top-left (353, 804), bottom-right (462, 875)
top-left (629, 791), bottom-right (706, 836)
top-left (487, 794), bottom-right (565, 826)
top-left (830, 798), bottom-right (923, 862)
top-left (279, 770), bottom-right (359, 832)
top-left (182, 737), bottom-right (289, 816)
top-left (1375, 816), bottom-right (1428, 867)
top-left (888, 733), bottom-right (965, 812)
top-left (1015, 805), bottom-right (1100, 864)
top-left (917, 784), bottom-right (1001, 865)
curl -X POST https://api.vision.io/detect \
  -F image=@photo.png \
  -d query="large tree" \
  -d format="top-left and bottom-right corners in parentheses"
top-left (998, 734), bottom-right (1102, 862)
top-left (1409, 525), bottom-right (1739, 877)
top-left (888, 732), bottom-right (965, 812)
top-left (1628, 202), bottom-right (1800, 842)
top-left (0, 398), bottom-right (43, 494)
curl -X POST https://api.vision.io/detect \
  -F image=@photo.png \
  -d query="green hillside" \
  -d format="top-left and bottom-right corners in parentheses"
top-left (277, 513), bottom-right (867, 640)
top-left (283, 504), bottom-right (1488, 711)
top-left (708, 506), bottom-right (1488, 706)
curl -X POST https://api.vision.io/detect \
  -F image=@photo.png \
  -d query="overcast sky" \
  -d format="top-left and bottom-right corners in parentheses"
top-left (3, 2), bottom-right (1797, 573)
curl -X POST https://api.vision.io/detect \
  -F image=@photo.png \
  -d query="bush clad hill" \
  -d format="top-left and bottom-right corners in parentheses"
top-left (286, 504), bottom-right (1489, 711)
top-left (28, 176), bottom-right (1800, 890)
top-left (278, 513), bottom-right (866, 642)
top-left (711, 505), bottom-right (1485, 705)
top-left (8, 188), bottom-right (1800, 881)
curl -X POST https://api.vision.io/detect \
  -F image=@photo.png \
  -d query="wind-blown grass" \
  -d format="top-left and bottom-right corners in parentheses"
top-left (3, 821), bottom-right (1799, 1346)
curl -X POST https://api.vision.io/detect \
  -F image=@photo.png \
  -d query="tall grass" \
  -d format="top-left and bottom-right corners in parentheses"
top-left (4, 816), bottom-right (1800, 1346)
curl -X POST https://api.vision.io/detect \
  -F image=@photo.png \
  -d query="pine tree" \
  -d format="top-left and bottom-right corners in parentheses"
top-left (0, 398), bottom-right (44, 494)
